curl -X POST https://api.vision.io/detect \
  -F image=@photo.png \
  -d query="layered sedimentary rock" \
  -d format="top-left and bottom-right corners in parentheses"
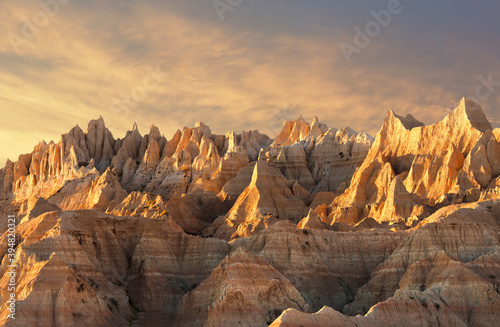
top-left (297, 209), bottom-right (329, 230)
top-left (206, 161), bottom-right (309, 240)
top-left (328, 98), bottom-right (499, 225)
top-left (47, 168), bottom-right (127, 211)
top-left (217, 162), bottom-right (256, 207)
top-left (271, 200), bottom-right (500, 327)
top-left (19, 197), bottom-right (61, 223)
top-left (1, 97), bottom-right (500, 327)
top-left (271, 293), bottom-right (467, 327)
top-left (0, 117), bottom-right (273, 212)
top-left (206, 139), bottom-right (250, 194)
top-left (259, 117), bottom-right (373, 193)
top-left (234, 220), bottom-right (404, 312)
top-left (0, 210), bottom-right (229, 326)
top-left (172, 248), bottom-right (309, 327)
top-left (308, 126), bottom-right (373, 193)
top-left (107, 189), bottom-right (227, 234)
top-left (0, 114), bottom-right (371, 223)
top-left (344, 200), bottom-right (500, 316)
top-left (106, 191), bottom-right (166, 218)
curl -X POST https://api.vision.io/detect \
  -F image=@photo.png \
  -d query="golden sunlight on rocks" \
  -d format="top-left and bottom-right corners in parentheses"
top-left (1, 98), bottom-right (500, 326)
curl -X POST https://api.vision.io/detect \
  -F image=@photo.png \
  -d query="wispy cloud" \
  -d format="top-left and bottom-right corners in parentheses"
top-left (0, 0), bottom-right (499, 166)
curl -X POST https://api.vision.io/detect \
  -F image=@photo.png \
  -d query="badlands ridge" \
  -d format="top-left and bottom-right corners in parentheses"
top-left (1, 98), bottom-right (500, 326)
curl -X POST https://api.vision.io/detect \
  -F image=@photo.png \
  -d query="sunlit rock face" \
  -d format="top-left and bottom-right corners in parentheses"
top-left (1, 97), bottom-right (500, 327)
top-left (204, 160), bottom-right (309, 241)
top-left (259, 116), bottom-right (373, 193)
top-left (327, 98), bottom-right (500, 226)
top-left (271, 201), bottom-right (500, 327)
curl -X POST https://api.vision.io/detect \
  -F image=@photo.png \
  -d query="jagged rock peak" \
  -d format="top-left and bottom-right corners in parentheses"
top-left (250, 160), bottom-right (283, 187)
top-left (132, 122), bottom-right (139, 132)
top-left (298, 208), bottom-right (328, 230)
top-left (148, 124), bottom-right (161, 140)
top-left (273, 116), bottom-right (312, 146)
top-left (86, 115), bottom-right (105, 127)
top-left (342, 126), bottom-right (358, 134)
top-left (455, 97), bottom-right (492, 132)
top-left (386, 110), bottom-right (425, 130)
top-left (296, 114), bottom-right (306, 122)
top-left (124, 122), bottom-right (142, 139)
top-left (194, 121), bottom-right (211, 132)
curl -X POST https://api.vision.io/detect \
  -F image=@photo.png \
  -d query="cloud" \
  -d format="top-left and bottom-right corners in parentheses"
top-left (0, 0), bottom-right (499, 167)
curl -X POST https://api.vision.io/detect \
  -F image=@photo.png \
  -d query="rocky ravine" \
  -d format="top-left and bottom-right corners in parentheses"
top-left (1, 98), bottom-right (500, 326)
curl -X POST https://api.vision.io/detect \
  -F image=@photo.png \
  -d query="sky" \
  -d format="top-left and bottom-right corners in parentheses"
top-left (1, 0), bottom-right (499, 166)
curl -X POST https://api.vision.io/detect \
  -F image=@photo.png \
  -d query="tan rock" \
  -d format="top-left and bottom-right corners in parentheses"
top-left (85, 116), bottom-right (116, 171)
top-left (106, 191), bottom-right (167, 218)
top-left (208, 145), bottom-right (249, 195)
top-left (261, 117), bottom-right (372, 193)
top-left (20, 197), bottom-right (61, 223)
top-left (344, 200), bottom-right (500, 316)
top-left (47, 168), bottom-right (127, 211)
top-left (0, 159), bottom-right (15, 195)
top-left (120, 157), bottom-right (138, 186)
top-left (111, 123), bottom-right (143, 171)
top-left (127, 125), bottom-right (165, 191)
top-left (127, 188), bottom-right (226, 235)
top-left (0, 210), bottom-right (230, 325)
top-left (233, 129), bottom-right (272, 161)
top-left (208, 161), bottom-right (308, 240)
top-left (172, 247), bottom-right (309, 327)
top-left (274, 143), bottom-right (315, 191)
top-left (329, 98), bottom-right (494, 225)
top-left (0, 253), bottom-right (129, 327)
top-left (298, 209), bottom-right (328, 230)
top-left (182, 189), bottom-right (228, 223)
top-left (272, 116), bottom-right (311, 147)
top-left (378, 176), bottom-right (427, 224)
top-left (217, 162), bottom-right (256, 207)
top-left (2, 105), bottom-right (500, 327)
top-left (309, 192), bottom-right (336, 211)
top-left (482, 176), bottom-right (500, 199)
top-left (308, 127), bottom-right (373, 193)
top-left (234, 220), bottom-right (404, 311)
top-left (162, 129), bottom-right (181, 159)
top-left (270, 291), bottom-right (466, 327)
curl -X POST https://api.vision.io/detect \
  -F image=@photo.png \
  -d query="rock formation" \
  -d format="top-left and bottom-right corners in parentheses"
top-left (1, 97), bottom-right (500, 327)
top-left (0, 210), bottom-right (229, 326)
top-left (233, 220), bottom-right (404, 312)
top-left (206, 161), bottom-right (309, 240)
top-left (172, 247), bottom-right (309, 327)
top-left (328, 98), bottom-right (499, 226)
top-left (297, 209), bottom-right (329, 230)
top-left (19, 197), bottom-right (61, 224)
top-left (259, 117), bottom-right (373, 193)
top-left (270, 200), bottom-right (500, 327)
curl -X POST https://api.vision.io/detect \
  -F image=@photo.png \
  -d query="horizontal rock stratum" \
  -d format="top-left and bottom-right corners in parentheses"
top-left (1, 97), bottom-right (500, 326)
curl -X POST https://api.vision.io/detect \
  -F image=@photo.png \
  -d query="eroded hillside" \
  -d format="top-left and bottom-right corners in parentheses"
top-left (1, 98), bottom-right (500, 326)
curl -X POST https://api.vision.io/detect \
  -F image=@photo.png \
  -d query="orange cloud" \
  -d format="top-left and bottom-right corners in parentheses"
top-left (0, 1), bottom-right (498, 166)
